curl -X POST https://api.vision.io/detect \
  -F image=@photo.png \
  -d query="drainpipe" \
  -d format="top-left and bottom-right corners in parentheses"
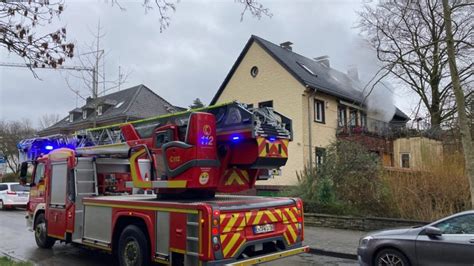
top-left (306, 86), bottom-right (316, 167)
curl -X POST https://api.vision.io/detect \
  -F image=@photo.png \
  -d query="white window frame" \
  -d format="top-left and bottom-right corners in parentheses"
top-left (314, 99), bottom-right (325, 123)
top-left (82, 110), bottom-right (87, 119)
top-left (97, 105), bottom-right (103, 116)
top-left (338, 106), bottom-right (347, 127)
top-left (69, 113), bottom-right (74, 122)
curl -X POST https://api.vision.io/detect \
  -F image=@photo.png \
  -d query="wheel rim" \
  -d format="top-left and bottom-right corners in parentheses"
top-left (378, 253), bottom-right (404, 266)
top-left (35, 221), bottom-right (47, 243)
top-left (123, 238), bottom-right (140, 266)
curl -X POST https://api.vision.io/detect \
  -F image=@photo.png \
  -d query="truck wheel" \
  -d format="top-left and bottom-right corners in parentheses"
top-left (34, 213), bottom-right (56, 249)
top-left (118, 225), bottom-right (150, 266)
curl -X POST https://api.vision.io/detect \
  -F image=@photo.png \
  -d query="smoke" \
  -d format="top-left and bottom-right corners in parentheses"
top-left (363, 80), bottom-right (396, 123)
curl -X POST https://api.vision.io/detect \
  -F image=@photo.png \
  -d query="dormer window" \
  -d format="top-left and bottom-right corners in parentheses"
top-left (97, 105), bottom-right (103, 116)
top-left (69, 113), bottom-right (74, 123)
top-left (82, 110), bottom-right (87, 120)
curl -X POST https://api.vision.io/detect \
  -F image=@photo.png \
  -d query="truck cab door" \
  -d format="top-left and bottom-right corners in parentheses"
top-left (46, 158), bottom-right (71, 240)
top-left (28, 161), bottom-right (47, 213)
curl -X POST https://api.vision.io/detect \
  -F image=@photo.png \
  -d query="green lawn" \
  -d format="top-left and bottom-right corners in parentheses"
top-left (0, 257), bottom-right (32, 266)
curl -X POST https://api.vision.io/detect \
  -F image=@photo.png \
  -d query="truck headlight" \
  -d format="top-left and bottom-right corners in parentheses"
top-left (359, 236), bottom-right (373, 247)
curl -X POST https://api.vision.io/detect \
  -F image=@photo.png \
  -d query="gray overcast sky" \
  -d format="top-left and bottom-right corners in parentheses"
top-left (0, 0), bottom-right (417, 128)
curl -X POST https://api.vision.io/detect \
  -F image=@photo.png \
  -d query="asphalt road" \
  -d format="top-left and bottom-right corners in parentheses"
top-left (0, 209), bottom-right (357, 266)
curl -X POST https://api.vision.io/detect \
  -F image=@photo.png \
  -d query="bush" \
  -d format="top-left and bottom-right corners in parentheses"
top-left (287, 140), bottom-right (392, 217)
top-left (383, 153), bottom-right (470, 221)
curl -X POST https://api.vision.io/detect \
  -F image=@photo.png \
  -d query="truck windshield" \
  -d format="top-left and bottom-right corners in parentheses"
top-left (11, 184), bottom-right (30, 192)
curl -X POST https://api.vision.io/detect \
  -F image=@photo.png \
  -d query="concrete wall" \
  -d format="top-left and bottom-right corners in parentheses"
top-left (215, 42), bottom-right (306, 185)
top-left (304, 213), bottom-right (428, 231)
top-left (393, 137), bottom-right (443, 170)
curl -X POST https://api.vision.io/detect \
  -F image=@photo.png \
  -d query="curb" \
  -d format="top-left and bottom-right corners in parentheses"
top-left (0, 248), bottom-right (27, 263)
top-left (308, 248), bottom-right (358, 260)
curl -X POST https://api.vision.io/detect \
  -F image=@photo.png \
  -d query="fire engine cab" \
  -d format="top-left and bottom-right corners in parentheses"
top-left (18, 102), bottom-right (308, 265)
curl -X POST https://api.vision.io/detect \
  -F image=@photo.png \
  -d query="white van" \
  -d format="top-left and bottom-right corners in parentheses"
top-left (0, 182), bottom-right (30, 209)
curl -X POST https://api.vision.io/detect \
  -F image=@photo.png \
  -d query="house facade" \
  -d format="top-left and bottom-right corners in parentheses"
top-left (211, 35), bottom-right (409, 186)
top-left (40, 84), bottom-right (184, 136)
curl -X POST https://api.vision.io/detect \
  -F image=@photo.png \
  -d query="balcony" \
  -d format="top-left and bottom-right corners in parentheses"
top-left (336, 117), bottom-right (407, 139)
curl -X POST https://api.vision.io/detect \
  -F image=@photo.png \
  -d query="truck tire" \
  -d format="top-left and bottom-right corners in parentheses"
top-left (118, 225), bottom-right (150, 266)
top-left (34, 213), bottom-right (56, 249)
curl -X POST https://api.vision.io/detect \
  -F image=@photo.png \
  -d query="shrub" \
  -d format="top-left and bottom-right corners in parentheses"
top-left (288, 140), bottom-right (392, 217)
top-left (383, 153), bottom-right (470, 221)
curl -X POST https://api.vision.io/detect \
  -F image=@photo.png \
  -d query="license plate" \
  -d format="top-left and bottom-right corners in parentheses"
top-left (253, 224), bottom-right (275, 234)
top-left (17, 193), bottom-right (28, 197)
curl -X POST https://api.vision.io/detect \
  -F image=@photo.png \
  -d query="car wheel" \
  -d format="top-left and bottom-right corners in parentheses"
top-left (34, 213), bottom-right (56, 248)
top-left (118, 225), bottom-right (150, 266)
top-left (0, 200), bottom-right (4, 210)
top-left (375, 248), bottom-right (410, 266)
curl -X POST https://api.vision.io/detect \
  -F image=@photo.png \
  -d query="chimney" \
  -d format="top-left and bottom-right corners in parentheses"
top-left (347, 65), bottom-right (359, 80)
top-left (86, 97), bottom-right (93, 104)
top-left (280, 41), bottom-right (293, 51)
top-left (314, 55), bottom-right (330, 67)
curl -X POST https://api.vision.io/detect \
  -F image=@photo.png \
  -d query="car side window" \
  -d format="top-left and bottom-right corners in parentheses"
top-left (34, 163), bottom-right (45, 184)
top-left (434, 214), bottom-right (474, 234)
top-left (0, 184), bottom-right (7, 191)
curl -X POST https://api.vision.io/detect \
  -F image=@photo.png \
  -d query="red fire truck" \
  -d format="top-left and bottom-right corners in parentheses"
top-left (19, 102), bottom-right (308, 265)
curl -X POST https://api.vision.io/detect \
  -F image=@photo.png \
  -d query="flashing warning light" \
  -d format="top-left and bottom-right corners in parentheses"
top-left (231, 136), bottom-right (240, 141)
top-left (45, 145), bottom-right (54, 150)
top-left (213, 210), bottom-right (220, 217)
top-left (269, 137), bottom-right (276, 142)
top-left (212, 227), bottom-right (219, 235)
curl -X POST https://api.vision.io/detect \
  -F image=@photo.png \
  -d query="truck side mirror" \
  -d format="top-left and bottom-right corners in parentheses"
top-left (19, 162), bottom-right (29, 185)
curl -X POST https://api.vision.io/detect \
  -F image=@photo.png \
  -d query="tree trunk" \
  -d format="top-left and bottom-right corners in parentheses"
top-left (442, 0), bottom-right (474, 207)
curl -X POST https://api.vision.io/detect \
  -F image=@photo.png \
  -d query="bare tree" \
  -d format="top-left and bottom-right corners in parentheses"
top-left (442, 0), bottom-right (474, 207)
top-left (38, 113), bottom-right (61, 130)
top-left (63, 21), bottom-right (131, 102)
top-left (358, 0), bottom-right (473, 127)
top-left (111, 0), bottom-right (272, 32)
top-left (0, 120), bottom-right (35, 174)
top-left (0, 1), bottom-right (74, 72)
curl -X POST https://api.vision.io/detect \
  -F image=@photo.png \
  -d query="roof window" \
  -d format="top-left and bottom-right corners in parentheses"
top-left (297, 62), bottom-right (316, 76)
top-left (115, 101), bottom-right (125, 108)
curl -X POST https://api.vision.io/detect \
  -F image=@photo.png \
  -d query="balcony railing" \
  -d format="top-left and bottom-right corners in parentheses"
top-left (337, 117), bottom-right (406, 138)
top-left (337, 117), bottom-right (443, 140)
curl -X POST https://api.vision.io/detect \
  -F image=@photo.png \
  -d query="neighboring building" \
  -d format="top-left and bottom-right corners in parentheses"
top-left (211, 35), bottom-right (410, 186)
top-left (393, 137), bottom-right (443, 170)
top-left (40, 84), bottom-right (184, 136)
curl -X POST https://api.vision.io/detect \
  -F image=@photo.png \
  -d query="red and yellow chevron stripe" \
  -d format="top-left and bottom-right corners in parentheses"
top-left (283, 222), bottom-right (299, 245)
top-left (218, 207), bottom-right (301, 258)
top-left (220, 213), bottom-right (246, 233)
top-left (220, 232), bottom-right (246, 258)
top-left (245, 209), bottom-right (281, 225)
top-left (257, 137), bottom-right (289, 158)
top-left (223, 168), bottom-right (250, 186)
top-left (278, 207), bottom-right (299, 224)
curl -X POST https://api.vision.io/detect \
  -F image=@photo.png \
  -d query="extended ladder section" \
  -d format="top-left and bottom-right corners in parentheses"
top-left (18, 101), bottom-right (294, 194)
top-left (78, 102), bottom-right (292, 147)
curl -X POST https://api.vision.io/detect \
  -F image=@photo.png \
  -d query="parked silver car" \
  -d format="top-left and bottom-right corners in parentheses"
top-left (358, 210), bottom-right (474, 266)
top-left (0, 182), bottom-right (30, 209)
